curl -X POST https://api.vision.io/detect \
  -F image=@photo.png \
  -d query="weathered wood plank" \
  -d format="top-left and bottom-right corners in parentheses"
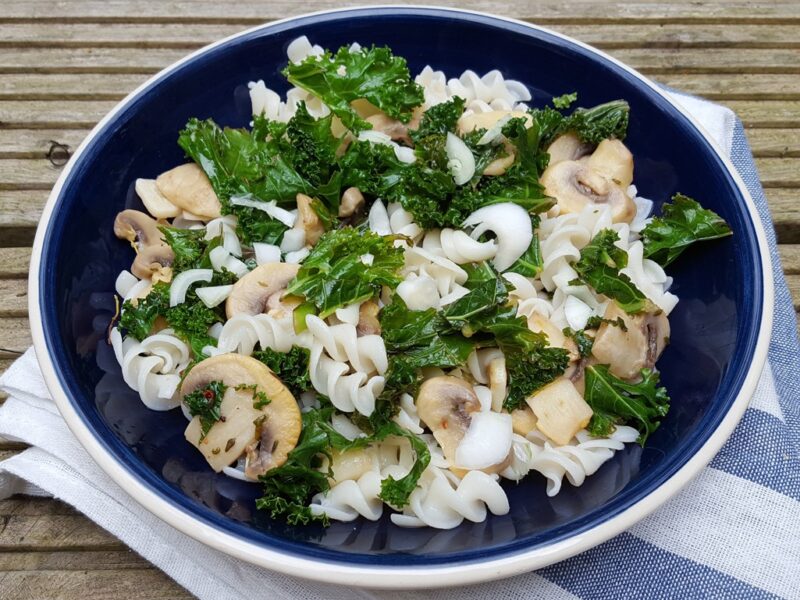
top-left (0, 318), bottom-right (31, 356)
top-left (3, 1), bottom-right (800, 24)
top-left (0, 569), bottom-right (192, 600)
top-left (0, 497), bottom-right (77, 518)
top-left (0, 550), bottom-right (150, 571)
top-left (0, 159), bottom-right (62, 189)
top-left (779, 245), bottom-right (800, 273)
top-left (3, 22), bottom-right (800, 50)
top-left (1, 46), bottom-right (799, 75)
top-left (744, 129), bottom-right (800, 158)
top-left (755, 158), bottom-right (800, 188)
top-left (725, 100), bottom-right (800, 127)
top-left (0, 129), bottom-right (89, 158)
top-left (0, 248), bottom-right (30, 278)
top-left (0, 514), bottom-right (123, 551)
top-left (771, 189), bottom-right (800, 244)
top-left (0, 280), bottom-right (27, 317)
top-left (0, 359), bottom-right (13, 400)
top-left (0, 191), bottom-right (46, 229)
top-left (787, 274), bottom-right (800, 310)
top-left (0, 74), bottom-right (148, 101)
top-left (0, 100), bottom-right (118, 128)
top-left (655, 74), bottom-right (800, 101)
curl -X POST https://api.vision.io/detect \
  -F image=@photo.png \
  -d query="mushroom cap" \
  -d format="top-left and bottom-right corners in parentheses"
top-left (156, 163), bottom-right (221, 219)
top-left (416, 376), bottom-right (481, 465)
top-left (338, 187), bottom-right (365, 218)
top-left (366, 113), bottom-right (411, 145)
top-left (182, 354), bottom-right (301, 476)
top-left (132, 244), bottom-right (174, 282)
top-left (482, 140), bottom-right (515, 177)
top-left (591, 303), bottom-right (670, 379)
top-left (225, 262), bottom-right (300, 318)
top-left (295, 193), bottom-right (325, 246)
top-left (540, 160), bottom-right (636, 224)
top-left (546, 133), bottom-right (593, 165)
top-left (356, 299), bottom-right (381, 336)
top-left (114, 209), bottom-right (163, 248)
top-left (586, 138), bottom-right (634, 189)
top-left (457, 110), bottom-right (531, 135)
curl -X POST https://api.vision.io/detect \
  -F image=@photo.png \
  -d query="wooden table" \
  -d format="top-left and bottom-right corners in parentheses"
top-left (0, 1), bottom-right (798, 598)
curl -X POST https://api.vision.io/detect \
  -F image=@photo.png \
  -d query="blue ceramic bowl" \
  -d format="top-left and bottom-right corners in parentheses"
top-left (30, 7), bottom-right (772, 587)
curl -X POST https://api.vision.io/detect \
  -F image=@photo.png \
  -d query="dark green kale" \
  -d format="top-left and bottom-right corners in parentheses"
top-left (410, 96), bottom-right (465, 140)
top-left (572, 229), bottom-right (649, 314)
top-left (256, 404), bottom-right (430, 525)
top-left (562, 327), bottom-right (595, 358)
top-left (641, 193), bottom-right (732, 267)
top-left (584, 365), bottom-right (670, 444)
top-left (286, 227), bottom-right (404, 317)
top-left (283, 45), bottom-right (424, 132)
top-left (530, 99), bottom-right (631, 150)
top-left (506, 216), bottom-right (543, 277)
top-left (284, 103), bottom-right (341, 190)
top-left (252, 347), bottom-right (312, 397)
top-left (183, 380), bottom-right (227, 441)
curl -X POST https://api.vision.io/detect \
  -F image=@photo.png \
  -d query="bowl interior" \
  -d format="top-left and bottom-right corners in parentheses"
top-left (39, 8), bottom-right (762, 566)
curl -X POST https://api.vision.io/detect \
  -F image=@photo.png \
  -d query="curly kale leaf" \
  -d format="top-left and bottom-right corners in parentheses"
top-left (572, 229), bottom-right (649, 314)
top-left (411, 96), bottom-right (466, 141)
top-left (584, 365), bottom-right (671, 444)
top-left (286, 227), bottom-right (404, 317)
top-left (641, 193), bottom-right (732, 267)
top-left (283, 45), bottom-right (424, 132)
top-left (507, 216), bottom-right (543, 277)
top-left (183, 380), bottom-right (227, 441)
top-left (252, 347), bottom-right (312, 397)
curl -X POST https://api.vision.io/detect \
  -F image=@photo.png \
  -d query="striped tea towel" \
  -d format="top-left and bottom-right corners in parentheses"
top-left (0, 92), bottom-right (798, 600)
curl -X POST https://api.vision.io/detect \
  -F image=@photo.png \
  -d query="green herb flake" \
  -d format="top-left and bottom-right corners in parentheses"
top-left (184, 380), bottom-right (228, 441)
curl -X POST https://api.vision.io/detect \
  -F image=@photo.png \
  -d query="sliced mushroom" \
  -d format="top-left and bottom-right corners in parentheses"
top-left (328, 447), bottom-right (377, 484)
top-left (482, 140), bottom-right (515, 176)
top-left (182, 354), bottom-right (301, 478)
top-left (225, 262), bottom-right (300, 318)
top-left (296, 193), bottom-right (325, 246)
top-left (416, 376), bottom-right (481, 467)
top-left (487, 356), bottom-right (507, 412)
top-left (457, 110), bottom-right (531, 135)
top-left (156, 163), bottom-right (221, 219)
top-left (526, 377), bottom-right (593, 445)
top-left (591, 303), bottom-right (670, 380)
top-left (540, 160), bottom-right (636, 224)
top-left (135, 178), bottom-right (180, 219)
top-left (356, 299), bottom-right (381, 336)
top-left (114, 209), bottom-right (174, 282)
top-left (586, 139), bottom-right (634, 189)
top-left (366, 113), bottom-right (411, 145)
top-left (339, 187), bottom-right (365, 218)
top-left (546, 133), bottom-right (593, 166)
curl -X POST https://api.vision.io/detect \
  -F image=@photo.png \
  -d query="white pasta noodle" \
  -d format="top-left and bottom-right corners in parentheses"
top-left (401, 246), bottom-right (469, 310)
top-left (390, 466), bottom-right (510, 529)
top-left (422, 228), bottom-right (497, 264)
top-left (214, 313), bottom-right (298, 355)
top-left (502, 272), bottom-right (554, 320)
top-left (620, 241), bottom-right (679, 314)
top-left (502, 426), bottom-right (640, 496)
top-left (110, 328), bottom-right (189, 411)
top-left (311, 471), bottom-right (385, 522)
top-left (392, 392), bottom-right (424, 434)
top-left (304, 315), bottom-right (388, 416)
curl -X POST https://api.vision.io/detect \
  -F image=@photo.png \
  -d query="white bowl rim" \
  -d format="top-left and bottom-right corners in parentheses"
top-left (28, 5), bottom-right (774, 589)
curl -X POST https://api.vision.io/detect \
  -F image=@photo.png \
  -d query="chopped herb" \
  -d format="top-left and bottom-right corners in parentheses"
top-left (552, 92), bottom-right (578, 109)
top-left (183, 380), bottom-right (227, 441)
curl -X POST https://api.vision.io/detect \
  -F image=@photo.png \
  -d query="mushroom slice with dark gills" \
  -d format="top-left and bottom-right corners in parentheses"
top-left (541, 160), bottom-right (636, 224)
top-left (591, 303), bottom-right (670, 380)
top-left (181, 354), bottom-right (301, 478)
top-left (113, 209), bottom-right (174, 283)
top-left (366, 112), bottom-right (412, 145)
top-left (416, 375), bottom-right (511, 474)
top-left (225, 262), bottom-right (300, 318)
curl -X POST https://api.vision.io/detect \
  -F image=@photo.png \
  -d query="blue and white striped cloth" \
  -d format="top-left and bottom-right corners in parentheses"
top-left (0, 95), bottom-right (797, 600)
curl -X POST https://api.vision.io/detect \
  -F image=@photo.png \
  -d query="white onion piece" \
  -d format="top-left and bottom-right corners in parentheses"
top-left (476, 115), bottom-right (512, 145)
top-left (368, 199), bottom-right (392, 235)
top-left (222, 465), bottom-right (253, 482)
top-left (445, 132), bottom-right (476, 185)
top-left (396, 275), bottom-right (439, 311)
top-left (463, 203), bottom-right (532, 272)
top-left (230, 195), bottom-right (296, 228)
top-left (455, 412), bottom-right (513, 470)
top-left (195, 284), bottom-right (234, 309)
top-left (472, 385), bottom-right (493, 412)
top-left (203, 215), bottom-right (237, 241)
top-left (123, 278), bottom-right (151, 302)
top-left (358, 130), bottom-right (393, 145)
top-left (253, 242), bottom-right (281, 265)
top-left (208, 246), bottom-right (249, 277)
top-left (169, 269), bottom-right (212, 307)
top-left (287, 35), bottom-right (323, 64)
top-left (360, 253), bottom-right (374, 266)
top-left (394, 146), bottom-right (416, 164)
top-left (280, 228), bottom-right (306, 252)
top-left (564, 295), bottom-right (594, 330)
top-left (221, 225), bottom-right (242, 257)
top-left (115, 270), bottom-right (138, 297)
top-left (285, 248), bottom-right (310, 264)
